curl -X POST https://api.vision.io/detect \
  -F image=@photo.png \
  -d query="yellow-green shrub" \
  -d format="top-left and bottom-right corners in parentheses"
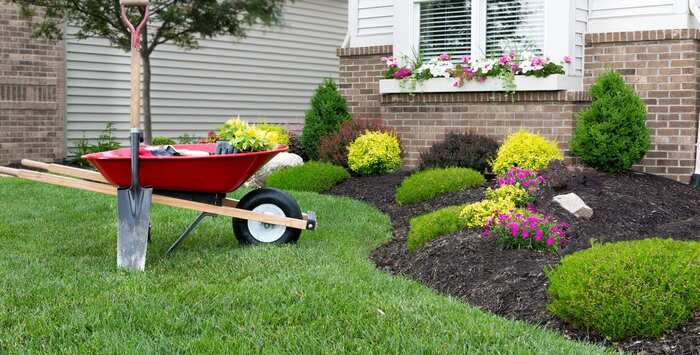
top-left (219, 117), bottom-right (274, 152)
top-left (348, 131), bottom-right (402, 175)
top-left (484, 185), bottom-right (532, 207)
top-left (255, 123), bottom-right (289, 145)
top-left (460, 199), bottom-right (517, 228)
top-left (491, 131), bottom-right (563, 175)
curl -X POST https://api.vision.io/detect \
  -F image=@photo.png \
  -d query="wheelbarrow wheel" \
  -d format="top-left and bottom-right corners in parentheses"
top-left (232, 188), bottom-right (302, 245)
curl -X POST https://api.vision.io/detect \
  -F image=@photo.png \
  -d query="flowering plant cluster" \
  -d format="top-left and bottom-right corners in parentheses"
top-left (483, 206), bottom-right (569, 252)
top-left (496, 166), bottom-right (546, 195)
top-left (382, 51), bottom-right (572, 93)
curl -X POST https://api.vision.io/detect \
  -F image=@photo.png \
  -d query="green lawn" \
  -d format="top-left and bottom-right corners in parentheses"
top-left (0, 178), bottom-right (609, 354)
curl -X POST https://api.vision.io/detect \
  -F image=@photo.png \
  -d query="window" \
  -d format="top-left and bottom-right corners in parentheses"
top-left (485, 0), bottom-right (545, 56)
top-left (419, 0), bottom-right (472, 60)
top-left (418, 0), bottom-right (546, 60)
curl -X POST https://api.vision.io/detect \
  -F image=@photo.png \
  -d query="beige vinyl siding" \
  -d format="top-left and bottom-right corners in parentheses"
top-left (65, 0), bottom-right (347, 153)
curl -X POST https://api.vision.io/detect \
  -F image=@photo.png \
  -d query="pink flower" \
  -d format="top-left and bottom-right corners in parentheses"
top-left (509, 223), bottom-right (519, 237)
top-left (381, 56), bottom-right (398, 67)
top-left (511, 63), bottom-right (519, 72)
top-left (462, 55), bottom-right (471, 64)
top-left (531, 57), bottom-right (545, 67)
top-left (393, 67), bottom-right (412, 79)
top-left (546, 237), bottom-right (554, 247)
top-left (535, 230), bottom-right (543, 241)
top-left (499, 55), bottom-right (511, 66)
top-left (438, 52), bottom-right (450, 61)
top-left (522, 230), bottom-right (529, 239)
top-left (562, 55), bottom-right (573, 64)
top-left (479, 76), bottom-right (487, 83)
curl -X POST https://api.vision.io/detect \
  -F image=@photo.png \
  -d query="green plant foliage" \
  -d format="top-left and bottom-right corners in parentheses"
top-left (396, 168), bottom-right (485, 205)
top-left (407, 205), bottom-right (466, 252)
top-left (484, 185), bottom-right (531, 207)
top-left (491, 130), bottom-right (563, 175)
top-left (419, 132), bottom-right (499, 173)
top-left (547, 238), bottom-right (700, 341)
top-left (73, 122), bottom-right (121, 167)
top-left (255, 123), bottom-right (290, 145)
top-left (177, 134), bottom-right (199, 144)
top-left (570, 71), bottom-right (651, 173)
top-left (219, 117), bottom-right (273, 152)
top-left (266, 161), bottom-right (350, 193)
top-left (318, 118), bottom-right (392, 168)
top-left (152, 136), bottom-right (176, 145)
top-left (459, 199), bottom-right (519, 229)
top-left (301, 80), bottom-right (352, 159)
top-left (347, 131), bottom-right (402, 175)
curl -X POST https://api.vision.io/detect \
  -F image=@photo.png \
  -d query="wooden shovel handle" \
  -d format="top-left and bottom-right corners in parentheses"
top-left (129, 50), bottom-right (141, 129)
top-left (120, 0), bottom-right (149, 6)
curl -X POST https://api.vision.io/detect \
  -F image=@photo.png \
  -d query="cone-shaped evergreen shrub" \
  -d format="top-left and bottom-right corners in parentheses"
top-left (571, 71), bottom-right (650, 173)
top-left (301, 79), bottom-right (352, 160)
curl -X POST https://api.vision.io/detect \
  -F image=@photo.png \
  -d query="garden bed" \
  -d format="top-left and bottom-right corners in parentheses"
top-left (328, 168), bottom-right (700, 354)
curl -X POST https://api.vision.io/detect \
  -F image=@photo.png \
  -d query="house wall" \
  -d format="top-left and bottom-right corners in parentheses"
top-left (587, 0), bottom-right (697, 33)
top-left (338, 29), bottom-right (700, 183)
top-left (0, 1), bottom-right (65, 166)
top-left (347, 0), bottom-right (393, 47)
top-left (65, 0), bottom-right (347, 155)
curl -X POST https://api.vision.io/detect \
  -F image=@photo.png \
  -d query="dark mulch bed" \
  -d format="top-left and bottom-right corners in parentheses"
top-left (328, 168), bottom-right (700, 354)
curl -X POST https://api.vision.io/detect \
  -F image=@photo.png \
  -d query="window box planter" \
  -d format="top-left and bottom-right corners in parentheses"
top-left (378, 75), bottom-right (580, 94)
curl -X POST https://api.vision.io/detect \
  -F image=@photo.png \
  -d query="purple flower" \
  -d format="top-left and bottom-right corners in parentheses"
top-left (522, 230), bottom-right (529, 239)
top-left (546, 237), bottom-right (554, 247)
top-left (393, 67), bottom-right (412, 79)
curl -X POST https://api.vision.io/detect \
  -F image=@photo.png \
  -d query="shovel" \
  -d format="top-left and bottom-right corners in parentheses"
top-left (117, 0), bottom-right (152, 271)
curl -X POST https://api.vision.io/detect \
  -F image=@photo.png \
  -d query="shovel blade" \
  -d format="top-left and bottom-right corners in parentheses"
top-left (117, 186), bottom-right (153, 271)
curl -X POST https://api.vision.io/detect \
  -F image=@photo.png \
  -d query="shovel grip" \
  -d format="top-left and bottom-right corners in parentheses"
top-left (129, 50), bottom-right (141, 129)
top-left (120, 0), bottom-right (149, 6)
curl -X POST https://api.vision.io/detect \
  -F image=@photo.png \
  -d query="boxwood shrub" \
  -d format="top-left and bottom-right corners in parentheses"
top-left (396, 167), bottom-right (485, 205)
top-left (407, 205), bottom-right (466, 252)
top-left (547, 238), bottom-right (700, 341)
top-left (419, 132), bottom-right (499, 173)
top-left (266, 161), bottom-right (349, 193)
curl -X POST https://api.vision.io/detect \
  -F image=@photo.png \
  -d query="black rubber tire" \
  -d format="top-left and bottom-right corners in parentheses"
top-left (232, 188), bottom-right (303, 245)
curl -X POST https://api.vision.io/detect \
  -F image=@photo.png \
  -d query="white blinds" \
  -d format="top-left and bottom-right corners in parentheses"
top-left (485, 0), bottom-right (545, 56)
top-left (419, 0), bottom-right (472, 60)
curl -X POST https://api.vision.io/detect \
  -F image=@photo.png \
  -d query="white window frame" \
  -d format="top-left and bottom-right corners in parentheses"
top-left (394, 0), bottom-right (576, 77)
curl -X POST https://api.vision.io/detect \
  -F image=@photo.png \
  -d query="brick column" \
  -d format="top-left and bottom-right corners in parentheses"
top-left (0, 1), bottom-right (65, 166)
top-left (337, 45), bottom-right (393, 120)
top-left (586, 29), bottom-right (700, 183)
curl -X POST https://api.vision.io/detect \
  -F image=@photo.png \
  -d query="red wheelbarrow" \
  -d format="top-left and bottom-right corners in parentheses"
top-left (0, 148), bottom-right (316, 256)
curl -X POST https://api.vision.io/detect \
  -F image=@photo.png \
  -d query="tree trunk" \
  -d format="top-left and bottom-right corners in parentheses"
top-left (140, 25), bottom-right (152, 144)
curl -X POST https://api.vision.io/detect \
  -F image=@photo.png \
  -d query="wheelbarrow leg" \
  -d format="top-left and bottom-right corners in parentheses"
top-left (167, 212), bottom-right (216, 254)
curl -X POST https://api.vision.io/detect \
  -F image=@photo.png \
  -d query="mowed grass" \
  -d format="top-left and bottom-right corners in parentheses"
top-left (0, 178), bottom-right (609, 354)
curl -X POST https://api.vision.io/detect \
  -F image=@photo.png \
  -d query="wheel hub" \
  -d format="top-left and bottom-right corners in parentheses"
top-left (247, 204), bottom-right (286, 243)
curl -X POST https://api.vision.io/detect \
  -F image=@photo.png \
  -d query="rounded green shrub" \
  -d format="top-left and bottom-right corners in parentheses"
top-left (266, 161), bottom-right (350, 193)
top-left (491, 130), bottom-right (563, 175)
top-left (396, 167), bottom-right (485, 205)
top-left (571, 71), bottom-right (651, 173)
top-left (420, 132), bottom-right (499, 173)
top-left (547, 238), bottom-right (700, 341)
top-left (152, 136), bottom-right (176, 145)
top-left (301, 80), bottom-right (352, 160)
top-left (347, 131), bottom-right (402, 175)
top-left (407, 205), bottom-right (465, 252)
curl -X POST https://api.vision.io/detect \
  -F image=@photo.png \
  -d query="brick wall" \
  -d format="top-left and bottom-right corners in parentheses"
top-left (338, 30), bottom-right (700, 183)
top-left (585, 30), bottom-right (700, 183)
top-left (382, 92), bottom-right (590, 168)
top-left (0, 1), bottom-right (65, 166)
top-left (337, 45), bottom-right (393, 120)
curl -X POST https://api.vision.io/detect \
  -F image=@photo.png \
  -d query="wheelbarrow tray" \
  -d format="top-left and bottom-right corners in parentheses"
top-left (83, 144), bottom-right (287, 193)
